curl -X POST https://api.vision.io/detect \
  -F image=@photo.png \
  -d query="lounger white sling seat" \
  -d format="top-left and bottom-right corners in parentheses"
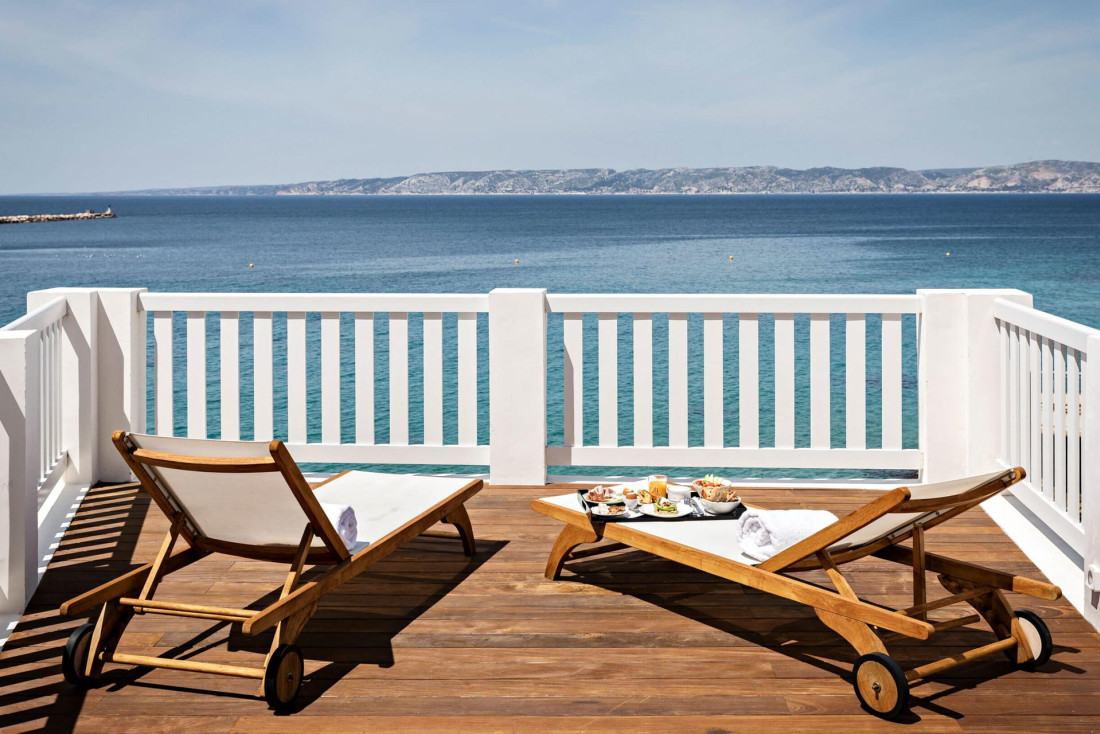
top-left (532, 468), bottom-right (1061, 720)
top-left (60, 432), bottom-right (483, 711)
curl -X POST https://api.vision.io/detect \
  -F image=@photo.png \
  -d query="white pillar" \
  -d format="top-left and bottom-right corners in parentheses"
top-left (28, 288), bottom-right (99, 484)
top-left (1082, 333), bottom-right (1100, 632)
top-left (96, 289), bottom-right (147, 482)
top-left (489, 288), bottom-right (547, 485)
top-left (0, 330), bottom-right (40, 613)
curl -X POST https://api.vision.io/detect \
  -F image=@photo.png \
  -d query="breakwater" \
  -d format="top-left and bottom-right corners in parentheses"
top-left (0, 210), bottom-right (115, 224)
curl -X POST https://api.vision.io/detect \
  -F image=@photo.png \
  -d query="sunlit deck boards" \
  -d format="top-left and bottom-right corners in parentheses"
top-left (1, 481), bottom-right (1099, 732)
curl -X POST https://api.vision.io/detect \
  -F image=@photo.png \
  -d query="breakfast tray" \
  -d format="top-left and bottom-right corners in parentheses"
top-left (576, 489), bottom-right (747, 524)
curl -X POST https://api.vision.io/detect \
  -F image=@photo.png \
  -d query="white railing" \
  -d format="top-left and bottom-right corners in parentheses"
top-left (994, 298), bottom-right (1098, 554)
top-left (139, 292), bottom-right (490, 466)
top-left (546, 294), bottom-right (921, 470)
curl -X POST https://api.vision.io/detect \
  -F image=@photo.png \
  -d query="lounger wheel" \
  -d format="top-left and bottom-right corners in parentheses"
top-left (62, 623), bottom-right (96, 687)
top-left (853, 652), bottom-right (909, 720)
top-left (1010, 610), bottom-right (1052, 670)
top-left (264, 644), bottom-right (304, 711)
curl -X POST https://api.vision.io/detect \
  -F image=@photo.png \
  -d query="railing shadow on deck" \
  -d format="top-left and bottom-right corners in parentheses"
top-left (0, 481), bottom-right (151, 732)
top-left (565, 548), bottom-right (1086, 724)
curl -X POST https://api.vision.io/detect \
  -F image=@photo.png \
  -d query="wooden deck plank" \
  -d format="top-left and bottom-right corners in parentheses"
top-left (0, 480), bottom-right (1097, 732)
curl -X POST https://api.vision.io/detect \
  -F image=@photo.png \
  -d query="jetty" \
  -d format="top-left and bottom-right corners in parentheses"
top-left (0, 208), bottom-right (115, 225)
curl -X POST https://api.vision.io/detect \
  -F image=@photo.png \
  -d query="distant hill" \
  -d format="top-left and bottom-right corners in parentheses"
top-left (109, 160), bottom-right (1100, 195)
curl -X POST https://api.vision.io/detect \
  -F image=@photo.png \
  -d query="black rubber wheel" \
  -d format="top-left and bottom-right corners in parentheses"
top-left (263, 644), bottom-right (304, 712)
top-left (853, 652), bottom-right (909, 720)
top-left (1011, 609), bottom-right (1053, 670)
top-left (61, 623), bottom-right (96, 687)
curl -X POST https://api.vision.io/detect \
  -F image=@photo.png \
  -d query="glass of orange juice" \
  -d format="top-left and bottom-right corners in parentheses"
top-left (647, 474), bottom-right (668, 498)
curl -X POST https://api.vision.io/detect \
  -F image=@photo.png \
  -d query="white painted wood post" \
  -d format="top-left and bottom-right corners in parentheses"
top-left (0, 329), bottom-right (40, 613)
top-left (96, 289), bottom-right (147, 482)
top-left (964, 290), bottom-right (1032, 475)
top-left (918, 290), bottom-right (969, 482)
top-left (489, 288), bottom-right (547, 485)
top-left (1082, 333), bottom-right (1100, 632)
top-left (27, 289), bottom-right (99, 484)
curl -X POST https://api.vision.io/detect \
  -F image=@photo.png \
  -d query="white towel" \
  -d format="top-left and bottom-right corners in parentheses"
top-left (737, 509), bottom-right (838, 561)
top-left (320, 503), bottom-right (358, 551)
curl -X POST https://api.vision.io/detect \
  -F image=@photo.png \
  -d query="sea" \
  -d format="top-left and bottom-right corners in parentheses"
top-left (1, 194), bottom-right (1098, 477)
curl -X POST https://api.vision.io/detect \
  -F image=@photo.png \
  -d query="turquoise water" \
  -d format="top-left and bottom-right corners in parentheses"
top-left (1, 194), bottom-right (1098, 477)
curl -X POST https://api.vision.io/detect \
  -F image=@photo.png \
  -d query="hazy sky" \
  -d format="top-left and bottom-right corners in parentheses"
top-left (1, 1), bottom-right (1098, 193)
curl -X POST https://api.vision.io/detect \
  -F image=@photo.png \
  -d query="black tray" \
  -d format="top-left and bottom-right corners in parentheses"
top-left (577, 489), bottom-right (746, 523)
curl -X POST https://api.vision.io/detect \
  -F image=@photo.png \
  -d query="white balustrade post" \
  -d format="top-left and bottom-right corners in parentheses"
top-left (27, 288), bottom-right (99, 484)
top-left (0, 330), bottom-right (40, 612)
top-left (488, 288), bottom-right (547, 485)
top-left (96, 289), bottom-right (147, 482)
top-left (963, 289), bottom-right (1032, 475)
top-left (917, 290), bottom-right (970, 482)
top-left (1082, 334), bottom-right (1100, 632)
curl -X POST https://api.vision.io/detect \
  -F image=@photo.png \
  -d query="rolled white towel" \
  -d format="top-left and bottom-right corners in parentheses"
top-left (320, 503), bottom-right (358, 551)
top-left (737, 509), bottom-right (838, 561)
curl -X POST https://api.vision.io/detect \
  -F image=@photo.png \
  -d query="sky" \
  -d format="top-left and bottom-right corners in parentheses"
top-left (1, 0), bottom-right (1098, 193)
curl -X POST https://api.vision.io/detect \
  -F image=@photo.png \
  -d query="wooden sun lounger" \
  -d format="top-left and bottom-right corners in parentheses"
top-left (60, 432), bottom-right (483, 711)
top-left (531, 468), bottom-right (1060, 720)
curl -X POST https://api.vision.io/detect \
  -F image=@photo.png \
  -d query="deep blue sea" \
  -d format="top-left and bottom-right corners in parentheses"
top-left (1, 194), bottom-right (1098, 477)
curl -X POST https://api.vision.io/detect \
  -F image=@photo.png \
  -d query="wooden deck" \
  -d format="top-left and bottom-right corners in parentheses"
top-left (2, 480), bottom-right (1099, 733)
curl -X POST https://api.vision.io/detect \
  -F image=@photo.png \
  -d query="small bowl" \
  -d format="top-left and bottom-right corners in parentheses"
top-left (697, 496), bottom-right (741, 515)
top-left (666, 484), bottom-right (692, 503)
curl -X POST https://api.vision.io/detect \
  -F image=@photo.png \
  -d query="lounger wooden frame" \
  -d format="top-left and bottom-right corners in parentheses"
top-left (531, 468), bottom-right (1061, 720)
top-left (60, 431), bottom-right (483, 709)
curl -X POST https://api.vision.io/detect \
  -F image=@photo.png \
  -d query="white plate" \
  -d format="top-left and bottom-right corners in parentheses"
top-left (584, 492), bottom-right (624, 504)
top-left (637, 501), bottom-right (692, 519)
top-left (591, 503), bottom-right (638, 518)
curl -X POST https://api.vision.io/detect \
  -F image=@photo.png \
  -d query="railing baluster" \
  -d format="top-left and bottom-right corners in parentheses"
top-left (457, 313), bottom-right (477, 445)
top-left (668, 313), bottom-right (688, 448)
top-left (774, 313), bottom-right (795, 449)
top-left (810, 313), bottom-right (831, 449)
top-left (703, 312), bottom-right (724, 448)
top-left (355, 313), bottom-right (375, 444)
top-left (881, 313), bottom-right (902, 450)
top-left (389, 312), bottom-right (409, 445)
top-left (186, 312), bottom-right (207, 439)
top-left (253, 312), bottom-right (274, 440)
top-left (845, 314), bottom-right (867, 450)
top-left (287, 312), bottom-right (307, 444)
top-left (1008, 324), bottom-right (1020, 466)
top-left (1054, 341), bottom-right (1067, 511)
top-left (153, 311), bottom-right (173, 436)
top-left (1068, 347), bottom-right (1081, 523)
top-left (562, 313), bottom-right (583, 447)
top-left (1042, 336), bottom-right (1054, 499)
top-left (321, 312), bottom-right (341, 444)
top-left (1029, 329), bottom-right (1041, 490)
top-left (422, 312), bottom-right (443, 446)
top-left (597, 313), bottom-right (618, 447)
top-left (736, 313), bottom-right (757, 449)
top-left (999, 320), bottom-right (1009, 465)
top-left (220, 312), bottom-right (240, 440)
top-left (632, 313), bottom-right (653, 448)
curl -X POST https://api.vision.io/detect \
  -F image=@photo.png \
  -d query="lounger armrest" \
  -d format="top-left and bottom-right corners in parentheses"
top-left (874, 545), bottom-right (1062, 600)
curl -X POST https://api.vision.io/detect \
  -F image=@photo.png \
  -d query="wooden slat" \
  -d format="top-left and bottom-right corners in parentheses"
top-left (881, 313), bottom-right (902, 450)
top-left (774, 314), bottom-right (795, 449)
top-left (457, 313), bottom-right (477, 446)
top-left (1029, 329), bottom-right (1041, 489)
top-left (252, 312), bottom-right (274, 441)
top-left (597, 313), bottom-right (618, 447)
top-left (152, 312), bottom-right (173, 433)
top-left (219, 312), bottom-right (240, 440)
top-left (321, 312), bottom-right (341, 444)
top-left (1067, 347), bottom-right (1081, 522)
top-left (423, 312), bottom-right (443, 446)
top-left (186, 311), bottom-right (206, 439)
top-left (562, 313), bottom-right (583, 447)
top-left (1041, 336), bottom-right (1053, 499)
top-left (845, 314), bottom-right (866, 450)
top-left (632, 313), bottom-right (653, 448)
top-left (355, 313), bottom-right (375, 445)
top-left (703, 313), bottom-right (724, 448)
top-left (286, 312), bottom-right (307, 444)
top-left (668, 313), bottom-right (688, 448)
top-left (737, 313), bottom-right (757, 449)
top-left (389, 312), bottom-right (409, 446)
top-left (1053, 341), bottom-right (1066, 512)
top-left (809, 313), bottom-right (830, 449)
